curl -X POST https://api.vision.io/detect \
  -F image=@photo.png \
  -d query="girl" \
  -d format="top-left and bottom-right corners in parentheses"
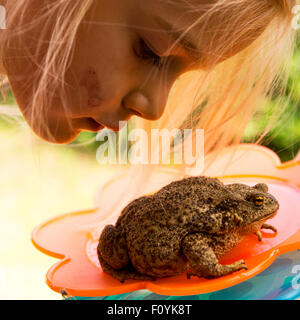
top-left (0, 0), bottom-right (297, 198)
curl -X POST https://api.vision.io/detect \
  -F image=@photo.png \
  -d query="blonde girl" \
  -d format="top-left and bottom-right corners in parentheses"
top-left (0, 0), bottom-right (298, 205)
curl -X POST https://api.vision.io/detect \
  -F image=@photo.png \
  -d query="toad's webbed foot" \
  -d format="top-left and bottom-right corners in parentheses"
top-left (186, 259), bottom-right (247, 279)
top-left (255, 224), bottom-right (277, 241)
top-left (182, 233), bottom-right (248, 279)
top-left (261, 223), bottom-right (277, 233)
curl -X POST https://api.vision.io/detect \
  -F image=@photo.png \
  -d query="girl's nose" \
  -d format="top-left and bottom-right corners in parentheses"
top-left (122, 91), bottom-right (165, 121)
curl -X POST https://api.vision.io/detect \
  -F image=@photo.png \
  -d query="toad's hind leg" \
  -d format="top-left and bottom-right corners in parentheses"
top-left (97, 252), bottom-right (155, 283)
top-left (97, 225), bottom-right (154, 282)
top-left (97, 225), bottom-right (129, 269)
top-left (182, 233), bottom-right (248, 278)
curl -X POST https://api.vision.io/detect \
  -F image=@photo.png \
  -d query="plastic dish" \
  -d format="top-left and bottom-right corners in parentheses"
top-left (71, 250), bottom-right (300, 300)
top-left (32, 144), bottom-right (300, 297)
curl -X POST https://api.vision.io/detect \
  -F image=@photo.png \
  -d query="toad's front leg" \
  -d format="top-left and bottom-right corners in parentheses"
top-left (255, 223), bottom-right (277, 241)
top-left (182, 233), bottom-right (248, 279)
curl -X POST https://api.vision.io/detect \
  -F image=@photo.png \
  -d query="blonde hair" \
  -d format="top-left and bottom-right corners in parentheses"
top-left (0, 0), bottom-right (298, 218)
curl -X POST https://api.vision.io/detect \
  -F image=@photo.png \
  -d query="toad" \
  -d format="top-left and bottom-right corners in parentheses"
top-left (97, 176), bottom-right (279, 282)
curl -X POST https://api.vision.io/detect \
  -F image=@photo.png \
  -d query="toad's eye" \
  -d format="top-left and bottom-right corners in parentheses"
top-left (254, 195), bottom-right (264, 207)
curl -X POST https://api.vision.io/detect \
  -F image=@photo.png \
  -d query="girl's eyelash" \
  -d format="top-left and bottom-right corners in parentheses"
top-left (135, 38), bottom-right (164, 69)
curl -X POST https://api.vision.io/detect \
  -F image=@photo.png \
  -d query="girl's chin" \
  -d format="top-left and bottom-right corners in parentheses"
top-left (49, 132), bottom-right (81, 144)
top-left (30, 118), bottom-right (105, 144)
top-left (31, 125), bottom-right (81, 144)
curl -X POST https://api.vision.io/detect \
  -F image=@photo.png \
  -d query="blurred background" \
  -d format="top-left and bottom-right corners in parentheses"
top-left (0, 41), bottom-right (299, 299)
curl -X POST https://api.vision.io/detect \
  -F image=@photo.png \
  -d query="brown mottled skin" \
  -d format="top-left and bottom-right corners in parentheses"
top-left (97, 176), bottom-right (279, 282)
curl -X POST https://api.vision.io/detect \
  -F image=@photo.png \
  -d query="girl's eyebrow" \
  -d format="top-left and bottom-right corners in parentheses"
top-left (154, 16), bottom-right (201, 62)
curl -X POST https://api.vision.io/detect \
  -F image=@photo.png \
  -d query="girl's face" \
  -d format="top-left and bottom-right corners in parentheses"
top-left (5, 0), bottom-right (265, 143)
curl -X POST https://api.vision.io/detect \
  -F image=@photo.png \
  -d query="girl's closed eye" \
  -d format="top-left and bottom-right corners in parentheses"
top-left (134, 38), bottom-right (165, 69)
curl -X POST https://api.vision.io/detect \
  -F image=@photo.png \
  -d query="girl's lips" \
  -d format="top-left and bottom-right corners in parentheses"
top-left (72, 108), bottom-right (136, 132)
top-left (73, 117), bottom-right (104, 132)
top-left (73, 117), bottom-right (128, 132)
top-left (102, 121), bottom-right (126, 132)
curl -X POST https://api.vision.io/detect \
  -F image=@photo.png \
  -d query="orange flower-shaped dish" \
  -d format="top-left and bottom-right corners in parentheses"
top-left (32, 144), bottom-right (300, 297)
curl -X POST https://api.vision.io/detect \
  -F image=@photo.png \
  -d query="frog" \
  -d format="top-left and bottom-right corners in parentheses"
top-left (97, 176), bottom-right (279, 282)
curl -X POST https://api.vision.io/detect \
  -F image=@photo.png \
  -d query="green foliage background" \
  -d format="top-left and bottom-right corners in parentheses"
top-left (242, 40), bottom-right (300, 162)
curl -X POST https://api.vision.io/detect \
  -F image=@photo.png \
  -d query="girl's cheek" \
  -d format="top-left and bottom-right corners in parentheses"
top-left (80, 67), bottom-right (102, 108)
